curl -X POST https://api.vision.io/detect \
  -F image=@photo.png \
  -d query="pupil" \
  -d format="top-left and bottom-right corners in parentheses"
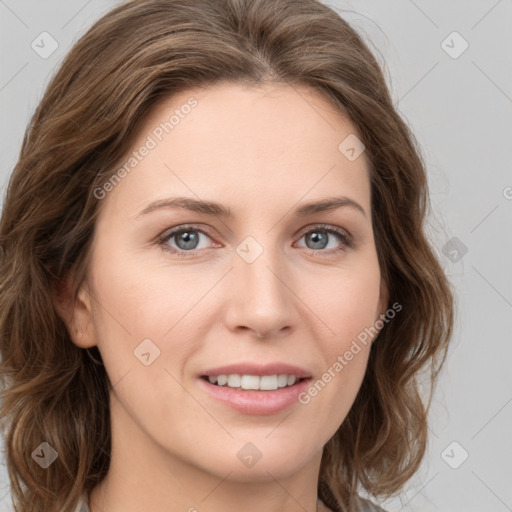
top-left (177, 230), bottom-right (198, 250)
top-left (307, 231), bottom-right (327, 250)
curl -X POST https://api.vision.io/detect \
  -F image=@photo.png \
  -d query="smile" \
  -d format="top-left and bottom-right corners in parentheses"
top-left (202, 374), bottom-right (305, 390)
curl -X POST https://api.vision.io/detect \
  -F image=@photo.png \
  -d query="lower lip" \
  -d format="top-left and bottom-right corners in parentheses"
top-left (197, 377), bottom-right (312, 415)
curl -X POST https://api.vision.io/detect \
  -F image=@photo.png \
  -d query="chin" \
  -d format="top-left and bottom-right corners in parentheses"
top-left (204, 439), bottom-right (319, 482)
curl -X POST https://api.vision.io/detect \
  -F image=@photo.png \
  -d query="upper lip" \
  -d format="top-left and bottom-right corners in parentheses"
top-left (200, 362), bottom-right (312, 379)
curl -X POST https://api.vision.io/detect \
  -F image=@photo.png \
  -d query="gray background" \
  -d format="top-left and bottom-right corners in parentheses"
top-left (1, 1), bottom-right (511, 511)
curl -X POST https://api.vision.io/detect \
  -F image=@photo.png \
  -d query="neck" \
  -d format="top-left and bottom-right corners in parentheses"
top-left (89, 473), bottom-right (328, 512)
top-left (88, 397), bottom-right (327, 512)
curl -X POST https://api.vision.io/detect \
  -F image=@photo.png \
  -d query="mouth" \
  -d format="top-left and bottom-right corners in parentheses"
top-left (200, 374), bottom-right (311, 391)
top-left (197, 362), bottom-right (313, 414)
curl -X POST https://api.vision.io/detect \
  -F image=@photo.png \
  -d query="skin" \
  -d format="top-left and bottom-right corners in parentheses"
top-left (58, 82), bottom-right (388, 512)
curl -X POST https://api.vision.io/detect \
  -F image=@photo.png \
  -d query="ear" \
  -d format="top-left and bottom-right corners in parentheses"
top-left (51, 273), bottom-right (97, 349)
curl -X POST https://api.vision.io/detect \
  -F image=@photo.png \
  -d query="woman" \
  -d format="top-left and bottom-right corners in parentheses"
top-left (0, 1), bottom-right (454, 511)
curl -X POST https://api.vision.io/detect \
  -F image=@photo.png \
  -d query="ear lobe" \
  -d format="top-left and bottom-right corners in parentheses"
top-left (51, 273), bottom-right (97, 348)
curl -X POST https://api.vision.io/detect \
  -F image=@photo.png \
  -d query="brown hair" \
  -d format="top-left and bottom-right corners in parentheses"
top-left (0, 0), bottom-right (455, 510)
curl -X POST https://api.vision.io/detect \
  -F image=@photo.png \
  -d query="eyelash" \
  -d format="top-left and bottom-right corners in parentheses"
top-left (157, 223), bottom-right (354, 258)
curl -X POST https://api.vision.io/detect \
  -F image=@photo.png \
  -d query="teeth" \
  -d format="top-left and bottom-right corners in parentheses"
top-left (227, 374), bottom-right (241, 387)
top-left (259, 375), bottom-right (278, 390)
top-left (277, 374), bottom-right (288, 388)
top-left (241, 375), bottom-right (260, 390)
top-left (206, 374), bottom-right (301, 390)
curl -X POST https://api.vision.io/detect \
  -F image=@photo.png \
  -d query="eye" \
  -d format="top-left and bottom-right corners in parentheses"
top-left (295, 224), bottom-right (354, 254)
top-left (158, 225), bottom-right (217, 256)
top-left (157, 223), bottom-right (354, 257)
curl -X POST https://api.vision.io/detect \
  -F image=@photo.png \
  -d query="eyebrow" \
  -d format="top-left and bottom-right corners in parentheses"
top-left (135, 195), bottom-right (367, 219)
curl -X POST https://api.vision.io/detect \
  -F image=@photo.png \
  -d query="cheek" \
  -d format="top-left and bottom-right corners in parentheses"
top-left (87, 246), bottom-right (211, 379)
top-left (304, 257), bottom-right (381, 411)
top-left (314, 258), bottom-right (382, 345)
top-left (300, 270), bottom-right (379, 437)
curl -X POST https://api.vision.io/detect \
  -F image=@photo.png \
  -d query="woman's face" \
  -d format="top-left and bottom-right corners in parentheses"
top-left (70, 82), bottom-right (387, 484)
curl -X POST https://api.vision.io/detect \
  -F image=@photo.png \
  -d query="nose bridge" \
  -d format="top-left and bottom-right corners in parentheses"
top-left (227, 232), bottom-right (293, 336)
top-left (236, 232), bottom-right (287, 299)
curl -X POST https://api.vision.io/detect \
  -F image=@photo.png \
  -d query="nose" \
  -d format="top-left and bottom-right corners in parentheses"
top-left (223, 241), bottom-right (296, 341)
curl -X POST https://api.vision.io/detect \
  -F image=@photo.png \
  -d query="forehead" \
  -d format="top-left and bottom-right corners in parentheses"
top-left (142, 81), bottom-right (363, 152)
top-left (101, 82), bottom-right (371, 218)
